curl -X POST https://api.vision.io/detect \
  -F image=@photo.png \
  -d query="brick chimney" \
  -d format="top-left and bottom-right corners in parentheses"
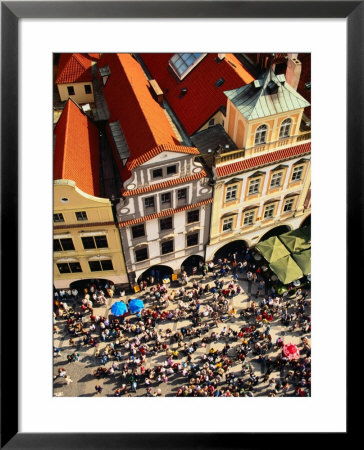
top-left (285, 53), bottom-right (302, 91)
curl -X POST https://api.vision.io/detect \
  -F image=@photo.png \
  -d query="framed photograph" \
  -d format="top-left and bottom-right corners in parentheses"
top-left (1, 1), bottom-right (357, 448)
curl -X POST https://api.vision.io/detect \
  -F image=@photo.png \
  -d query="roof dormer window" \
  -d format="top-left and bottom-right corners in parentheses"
top-left (169, 53), bottom-right (206, 79)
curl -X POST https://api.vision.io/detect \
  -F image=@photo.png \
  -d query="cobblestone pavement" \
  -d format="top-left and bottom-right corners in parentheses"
top-left (53, 271), bottom-right (311, 397)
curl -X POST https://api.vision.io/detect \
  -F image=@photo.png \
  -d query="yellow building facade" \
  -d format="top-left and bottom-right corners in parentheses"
top-left (206, 68), bottom-right (311, 260)
top-left (53, 180), bottom-right (129, 289)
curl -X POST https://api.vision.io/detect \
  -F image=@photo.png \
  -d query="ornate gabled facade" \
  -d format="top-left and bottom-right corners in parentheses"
top-left (99, 53), bottom-right (213, 284)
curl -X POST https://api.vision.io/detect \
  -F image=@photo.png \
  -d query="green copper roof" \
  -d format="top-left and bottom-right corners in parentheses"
top-left (224, 68), bottom-right (310, 120)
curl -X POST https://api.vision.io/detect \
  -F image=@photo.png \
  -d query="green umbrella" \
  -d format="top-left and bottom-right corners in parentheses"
top-left (256, 236), bottom-right (290, 263)
top-left (292, 249), bottom-right (311, 275)
top-left (269, 255), bottom-right (303, 285)
top-left (279, 227), bottom-right (311, 253)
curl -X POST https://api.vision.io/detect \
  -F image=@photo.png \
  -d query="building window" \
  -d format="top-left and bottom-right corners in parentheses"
top-left (82, 235), bottom-right (108, 249)
top-left (270, 172), bottom-right (283, 188)
top-left (67, 86), bottom-right (75, 96)
top-left (135, 247), bottom-right (148, 262)
top-left (131, 224), bottom-right (145, 239)
top-left (225, 185), bottom-right (238, 202)
top-left (243, 211), bottom-right (255, 226)
top-left (160, 217), bottom-right (173, 231)
top-left (144, 196), bottom-right (155, 210)
top-left (169, 53), bottom-right (203, 78)
top-left (89, 259), bottom-right (114, 272)
top-left (254, 124), bottom-right (267, 145)
top-left (166, 165), bottom-right (177, 175)
top-left (161, 239), bottom-right (174, 255)
top-left (75, 211), bottom-right (88, 221)
top-left (264, 204), bottom-right (275, 219)
top-left (248, 178), bottom-right (260, 195)
top-left (222, 217), bottom-right (234, 232)
top-left (178, 188), bottom-right (187, 201)
top-left (54, 238), bottom-right (75, 252)
top-left (279, 118), bottom-right (292, 138)
top-left (57, 262), bottom-right (82, 274)
top-left (161, 193), bottom-right (171, 209)
top-left (187, 232), bottom-right (199, 247)
top-left (84, 84), bottom-right (92, 94)
top-left (283, 198), bottom-right (295, 212)
top-left (187, 209), bottom-right (199, 224)
top-left (53, 213), bottom-right (64, 223)
top-left (291, 165), bottom-right (304, 181)
top-left (208, 118), bottom-right (215, 127)
top-left (152, 168), bottom-right (163, 179)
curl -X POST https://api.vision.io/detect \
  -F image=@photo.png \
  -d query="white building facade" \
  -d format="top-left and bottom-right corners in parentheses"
top-left (116, 150), bottom-right (213, 283)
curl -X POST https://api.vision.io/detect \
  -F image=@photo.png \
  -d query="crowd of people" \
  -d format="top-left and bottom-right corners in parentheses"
top-left (53, 247), bottom-right (311, 398)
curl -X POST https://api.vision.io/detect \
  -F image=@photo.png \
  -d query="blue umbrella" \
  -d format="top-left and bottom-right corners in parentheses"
top-left (111, 301), bottom-right (128, 316)
top-left (128, 298), bottom-right (144, 314)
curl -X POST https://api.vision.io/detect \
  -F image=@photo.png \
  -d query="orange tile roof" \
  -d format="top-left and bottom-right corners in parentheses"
top-left (54, 99), bottom-right (100, 196)
top-left (139, 53), bottom-right (255, 135)
top-left (122, 170), bottom-right (206, 196)
top-left (216, 142), bottom-right (311, 178)
top-left (100, 53), bottom-right (200, 181)
top-left (56, 53), bottom-right (94, 84)
top-left (118, 197), bottom-right (213, 227)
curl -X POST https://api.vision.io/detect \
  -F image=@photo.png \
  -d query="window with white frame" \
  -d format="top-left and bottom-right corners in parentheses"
top-left (161, 192), bottom-right (172, 209)
top-left (89, 259), bottom-right (114, 272)
top-left (264, 204), bottom-right (275, 219)
top-left (53, 213), bottom-right (64, 223)
top-left (161, 239), bottom-right (174, 255)
top-left (225, 185), bottom-right (238, 202)
top-left (279, 118), bottom-right (292, 138)
top-left (254, 124), bottom-right (268, 145)
top-left (283, 198), bottom-right (295, 212)
top-left (135, 247), bottom-right (148, 262)
top-left (291, 165), bottom-right (304, 181)
top-left (243, 211), bottom-right (255, 226)
top-left (248, 178), bottom-right (260, 195)
top-left (222, 217), bottom-right (234, 232)
top-left (177, 188), bottom-right (187, 201)
top-left (270, 172), bottom-right (283, 188)
top-left (144, 196), bottom-right (155, 210)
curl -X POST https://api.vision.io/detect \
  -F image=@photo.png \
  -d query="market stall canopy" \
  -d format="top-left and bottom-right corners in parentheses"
top-left (129, 298), bottom-right (144, 314)
top-left (269, 254), bottom-right (303, 284)
top-left (279, 227), bottom-right (311, 253)
top-left (256, 236), bottom-right (290, 263)
top-left (111, 301), bottom-right (128, 316)
top-left (292, 249), bottom-right (311, 275)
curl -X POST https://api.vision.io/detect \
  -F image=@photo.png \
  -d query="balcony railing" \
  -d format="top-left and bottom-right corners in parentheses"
top-left (215, 133), bottom-right (311, 166)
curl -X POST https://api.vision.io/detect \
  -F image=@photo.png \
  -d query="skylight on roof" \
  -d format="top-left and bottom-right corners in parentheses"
top-left (169, 53), bottom-right (206, 79)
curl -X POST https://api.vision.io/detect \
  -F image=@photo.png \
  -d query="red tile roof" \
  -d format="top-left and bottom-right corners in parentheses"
top-left (122, 170), bottom-right (206, 196)
top-left (118, 197), bottom-right (213, 227)
top-left (56, 53), bottom-right (95, 84)
top-left (54, 99), bottom-right (100, 196)
top-left (216, 142), bottom-right (311, 178)
top-left (99, 53), bottom-right (200, 182)
top-left (139, 53), bottom-right (255, 135)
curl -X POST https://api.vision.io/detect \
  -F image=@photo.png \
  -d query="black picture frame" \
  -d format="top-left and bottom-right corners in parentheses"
top-left (1, 1), bottom-right (358, 448)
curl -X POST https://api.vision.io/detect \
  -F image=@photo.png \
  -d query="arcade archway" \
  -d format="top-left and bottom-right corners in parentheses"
top-left (300, 214), bottom-right (311, 228)
top-left (69, 278), bottom-right (114, 292)
top-left (213, 240), bottom-right (249, 263)
top-left (259, 225), bottom-right (291, 242)
top-left (181, 255), bottom-right (205, 275)
top-left (137, 265), bottom-right (173, 284)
